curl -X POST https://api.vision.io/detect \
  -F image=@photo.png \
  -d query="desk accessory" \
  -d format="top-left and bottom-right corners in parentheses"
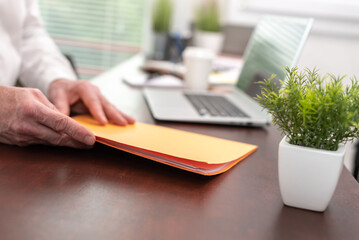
top-left (256, 67), bottom-right (359, 212)
top-left (73, 115), bottom-right (257, 176)
top-left (183, 47), bottom-right (215, 90)
top-left (123, 56), bottom-right (243, 88)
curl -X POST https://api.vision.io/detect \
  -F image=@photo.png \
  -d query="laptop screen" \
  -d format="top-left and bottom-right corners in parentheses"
top-left (236, 15), bottom-right (313, 97)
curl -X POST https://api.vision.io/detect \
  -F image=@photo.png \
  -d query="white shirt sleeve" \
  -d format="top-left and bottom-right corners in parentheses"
top-left (18, 0), bottom-right (77, 95)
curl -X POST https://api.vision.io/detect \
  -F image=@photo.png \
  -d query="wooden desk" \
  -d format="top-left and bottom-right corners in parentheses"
top-left (0, 56), bottom-right (358, 240)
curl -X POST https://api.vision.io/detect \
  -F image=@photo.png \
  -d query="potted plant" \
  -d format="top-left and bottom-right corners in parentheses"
top-left (255, 67), bottom-right (359, 212)
top-left (151, 0), bottom-right (173, 60)
top-left (193, 0), bottom-right (224, 54)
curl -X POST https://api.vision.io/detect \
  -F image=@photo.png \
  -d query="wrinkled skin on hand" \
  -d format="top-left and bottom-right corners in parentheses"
top-left (0, 80), bottom-right (134, 148)
top-left (0, 86), bottom-right (95, 148)
top-left (48, 79), bottom-right (135, 126)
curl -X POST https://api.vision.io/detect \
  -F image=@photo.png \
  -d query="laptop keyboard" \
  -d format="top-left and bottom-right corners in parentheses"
top-left (184, 94), bottom-right (249, 118)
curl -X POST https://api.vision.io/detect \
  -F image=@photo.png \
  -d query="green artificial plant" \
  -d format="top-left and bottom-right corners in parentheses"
top-left (152, 0), bottom-right (173, 33)
top-left (195, 0), bottom-right (221, 32)
top-left (255, 67), bottom-right (359, 151)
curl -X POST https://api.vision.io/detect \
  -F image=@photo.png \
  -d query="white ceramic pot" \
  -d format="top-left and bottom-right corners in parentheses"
top-left (193, 30), bottom-right (224, 55)
top-left (278, 136), bottom-right (346, 212)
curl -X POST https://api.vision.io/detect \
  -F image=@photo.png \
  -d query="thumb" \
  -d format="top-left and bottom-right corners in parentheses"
top-left (51, 88), bottom-right (70, 116)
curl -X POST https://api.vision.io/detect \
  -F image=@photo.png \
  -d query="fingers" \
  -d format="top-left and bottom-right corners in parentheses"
top-left (31, 88), bottom-right (59, 112)
top-left (40, 88), bottom-right (95, 147)
top-left (18, 123), bottom-right (92, 149)
top-left (101, 97), bottom-right (135, 125)
top-left (6, 111), bottom-right (94, 148)
top-left (75, 82), bottom-right (135, 125)
top-left (48, 79), bottom-right (135, 126)
top-left (76, 83), bottom-right (108, 125)
top-left (71, 101), bottom-right (89, 114)
top-left (36, 106), bottom-right (96, 146)
top-left (0, 86), bottom-right (95, 148)
top-left (34, 124), bottom-right (92, 148)
top-left (50, 87), bottom-right (71, 115)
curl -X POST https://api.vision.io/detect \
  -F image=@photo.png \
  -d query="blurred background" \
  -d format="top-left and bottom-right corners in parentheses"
top-left (39, 0), bottom-right (359, 81)
top-left (39, 0), bottom-right (359, 171)
top-left (39, 0), bottom-right (146, 79)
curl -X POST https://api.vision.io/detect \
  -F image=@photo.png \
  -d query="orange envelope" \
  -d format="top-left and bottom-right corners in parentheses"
top-left (73, 115), bottom-right (258, 176)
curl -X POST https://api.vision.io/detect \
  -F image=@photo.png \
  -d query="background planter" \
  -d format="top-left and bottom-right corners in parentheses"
top-left (193, 30), bottom-right (224, 54)
top-left (278, 137), bottom-right (346, 212)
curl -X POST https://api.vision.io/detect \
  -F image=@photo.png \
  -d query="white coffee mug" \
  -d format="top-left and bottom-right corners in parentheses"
top-left (183, 47), bottom-right (214, 90)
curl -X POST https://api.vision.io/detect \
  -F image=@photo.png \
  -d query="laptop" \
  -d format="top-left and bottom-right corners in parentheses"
top-left (143, 15), bottom-right (314, 126)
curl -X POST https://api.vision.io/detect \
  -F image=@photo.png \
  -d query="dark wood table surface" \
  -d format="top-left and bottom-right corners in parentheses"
top-left (1, 66), bottom-right (359, 240)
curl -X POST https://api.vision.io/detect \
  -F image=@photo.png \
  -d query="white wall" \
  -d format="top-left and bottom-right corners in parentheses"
top-left (298, 35), bottom-right (359, 80)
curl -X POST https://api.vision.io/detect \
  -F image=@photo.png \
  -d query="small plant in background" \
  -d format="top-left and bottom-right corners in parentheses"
top-left (195, 0), bottom-right (221, 32)
top-left (255, 67), bottom-right (359, 151)
top-left (152, 0), bottom-right (173, 33)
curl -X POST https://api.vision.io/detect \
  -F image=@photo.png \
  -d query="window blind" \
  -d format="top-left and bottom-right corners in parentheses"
top-left (39, 0), bottom-right (145, 79)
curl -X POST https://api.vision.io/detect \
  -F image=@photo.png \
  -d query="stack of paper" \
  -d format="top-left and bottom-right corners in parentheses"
top-left (73, 115), bottom-right (257, 176)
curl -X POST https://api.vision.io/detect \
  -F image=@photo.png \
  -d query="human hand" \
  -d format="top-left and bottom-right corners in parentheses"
top-left (0, 86), bottom-right (96, 148)
top-left (48, 79), bottom-right (135, 125)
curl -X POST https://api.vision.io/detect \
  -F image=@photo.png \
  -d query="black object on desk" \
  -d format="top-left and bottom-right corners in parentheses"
top-left (354, 142), bottom-right (359, 181)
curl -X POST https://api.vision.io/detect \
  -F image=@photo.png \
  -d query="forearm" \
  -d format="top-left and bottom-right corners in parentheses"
top-left (18, 0), bottom-right (76, 94)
